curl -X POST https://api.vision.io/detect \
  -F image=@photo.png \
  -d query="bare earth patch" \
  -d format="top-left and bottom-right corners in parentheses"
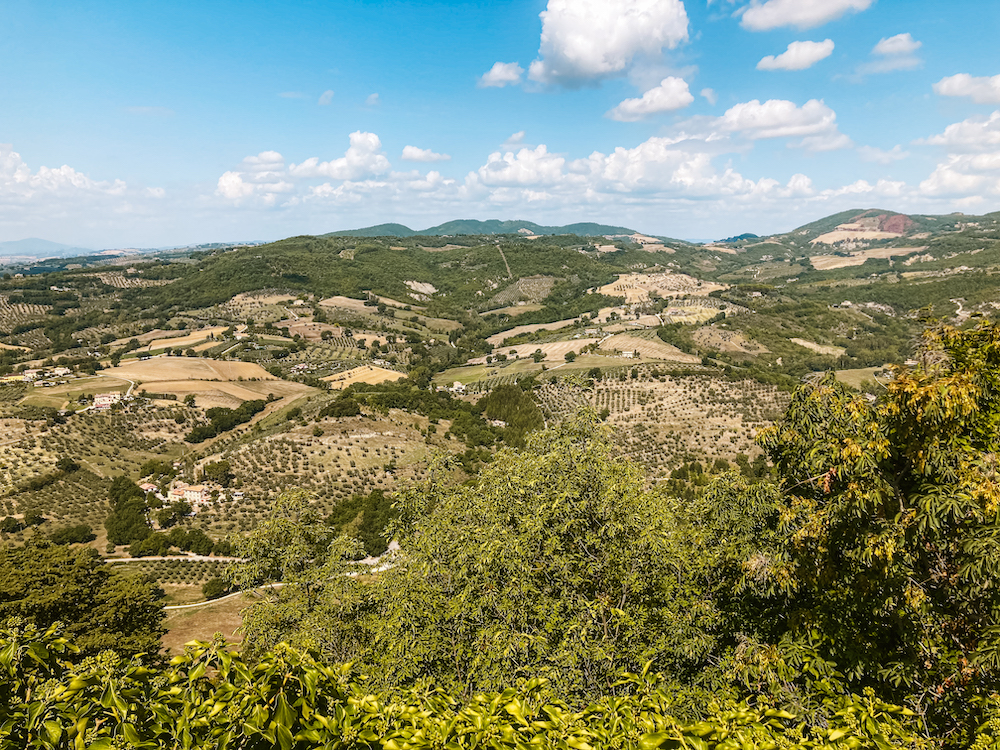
top-left (693, 327), bottom-right (769, 355)
top-left (790, 338), bottom-right (846, 357)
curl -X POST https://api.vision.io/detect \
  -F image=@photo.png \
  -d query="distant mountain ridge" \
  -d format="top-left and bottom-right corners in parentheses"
top-left (324, 219), bottom-right (643, 238)
top-left (0, 238), bottom-right (93, 259)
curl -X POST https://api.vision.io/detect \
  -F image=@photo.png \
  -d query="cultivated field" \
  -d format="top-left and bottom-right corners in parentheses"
top-left (319, 296), bottom-right (370, 313)
top-left (599, 334), bottom-right (701, 363)
top-left (163, 592), bottom-right (247, 654)
top-left (810, 246), bottom-right (927, 270)
top-left (322, 365), bottom-right (407, 389)
top-left (597, 273), bottom-right (725, 303)
top-left (480, 339), bottom-right (600, 363)
top-left (139, 327), bottom-right (230, 352)
top-left (103, 358), bottom-right (311, 409)
top-left (486, 318), bottom-right (579, 346)
top-left (106, 357), bottom-right (278, 383)
top-left (535, 369), bottom-right (789, 474)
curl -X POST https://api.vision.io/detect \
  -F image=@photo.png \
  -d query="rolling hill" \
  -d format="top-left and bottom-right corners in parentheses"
top-left (325, 219), bottom-right (642, 238)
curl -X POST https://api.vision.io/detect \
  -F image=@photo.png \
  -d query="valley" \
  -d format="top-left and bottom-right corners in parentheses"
top-left (1, 206), bottom-right (999, 635)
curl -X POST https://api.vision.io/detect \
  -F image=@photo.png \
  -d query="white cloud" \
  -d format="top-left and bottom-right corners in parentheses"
top-left (717, 98), bottom-right (852, 150)
top-left (366, 93), bottom-right (380, 106)
top-left (318, 90), bottom-right (334, 106)
top-left (528, 0), bottom-right (689, 86)
top-left (477, 145), bottom-right (567, 187)
top-left (700, 88), bottom-right (718, 105)
top-left (0, 144), bottom-right (127, 199)
top-left (919, 154), bottom-right (1000, 197)
top-left (479, 62), bottom-right (524, 88)
top-left (0, 144), bottom-right (176, 246)
top-left (933, 74), bottom-right (1000, 104)
top-left (821, 178), bottom-right (906, 198)
top-left (917, 111), bottom-right (1000, 152)
top-left (857, 144), bottom-right (910, 164)
top-left (741, 0), bottom-right (872, 31)
top-left (216, 151), bottom-right (294, 205)
top-left (401, 145), bottom-right (451, 162)
top-left (289, 132), bottom-right (390, 180)
top-left (501, 131), bottom-right (533, 151)
top-left (757, 39), bottom-right (834, 71)
top-left (607, 77), bottom-right (694, 121)
top-left (856, 33), bottom-right (922, 74)
top-left (873, 33), bottom-right (921, 57)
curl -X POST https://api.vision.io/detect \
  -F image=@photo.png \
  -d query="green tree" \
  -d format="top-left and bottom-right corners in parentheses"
top-left (235, 415), bottom-right (723, 700)
top-left (202, 460), bottom-right (233, 487)
top-left (227, 491), bottom-right (363, 660)
top-left (739, 322), bottom-right (1000, 740)
top-left (0, 542), bottom-right (164, 659)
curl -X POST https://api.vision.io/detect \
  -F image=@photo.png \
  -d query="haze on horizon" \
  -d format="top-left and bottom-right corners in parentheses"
top-left (2, 0), bottom-right (999, 248)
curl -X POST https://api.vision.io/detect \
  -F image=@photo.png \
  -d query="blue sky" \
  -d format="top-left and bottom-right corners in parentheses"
top-left (2, 0), bottom-right (999, 247)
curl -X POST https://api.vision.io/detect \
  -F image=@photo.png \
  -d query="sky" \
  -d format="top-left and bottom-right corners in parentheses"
top-left (2, 0), bottom-right (1000, 248)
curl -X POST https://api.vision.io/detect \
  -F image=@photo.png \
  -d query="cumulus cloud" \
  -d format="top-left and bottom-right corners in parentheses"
top-left (401, 145), bottom-right (451, 162)
top-left (607, 77), bottom-right (694, 121)
top-left (716, 98), bottom-right (852, 150)
top-left (917, 111), bottom-right (1000, 152)
top-left (365, 93), bottom-right (380, 106)
top-left (479, 62), bottom-right (524, 88)
top-left (933, 74), bottom-right (1000, 104)
top-left (0, 144), bottom-right (127, 200)
top-left (0, 143), bottom-right (177, 246)
top-left (318, 90), bottom-right (334, 106)
top-left (914, 112), bottom-right (1000, 199)
top-left (857, 144), bottom-right (910, 164)
top-left (700, 88), bottom-right (718, 105)
top-left (741, 0), bottom-right (873, 31)
top-left (757, 39), bottom-right (834, 71)
top-left (528, 0), bottom-right (689, 86)
top-left (873, 33), bottom-right (921, 57)
top-left (855, 33), bottom-right (922, 75)
top-left (919, 154), bottom-right (1000, 197)
top-left (477, 145), bottom-right (566, 187)
top-left (288, 132), bottom-right (390, 180)
top-left (216, 151), bottom-right (294, 204)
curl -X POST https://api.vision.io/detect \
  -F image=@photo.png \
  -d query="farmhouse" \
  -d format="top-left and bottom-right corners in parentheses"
top-left (93, 392), bottom-right (122, 410)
